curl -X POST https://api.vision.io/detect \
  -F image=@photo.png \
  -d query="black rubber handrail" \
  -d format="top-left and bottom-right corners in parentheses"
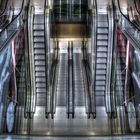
top-left (44, 0), bottom-right (50, 118)
top-left (110, 0), bottom-right (117, 118)
top-left (50, 41), bottom-right (59, 118)
top-left (0, 0), bottom-right (24, 36)
top-left (91, 0), bottom-right (97, 117)
top-left (0, 0), bottom-right (8, 16)
top-left (71, 41), bottom-right (75, 118)
top-left (82, 42), bottom-right (92, 116)
top-left (117, 0), bottom-right (140, 31)
top-left (134, 0), bottom-right (140, 15)
top-left (67, 42), bottom-right (70, 115)
top-left (24, 0), bottom-right (33, 119)
top-left (29, 6), bottom-right (36, 119)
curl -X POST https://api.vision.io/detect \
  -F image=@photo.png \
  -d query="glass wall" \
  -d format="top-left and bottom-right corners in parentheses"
top-left (53, 0), bottom-right (87, 22)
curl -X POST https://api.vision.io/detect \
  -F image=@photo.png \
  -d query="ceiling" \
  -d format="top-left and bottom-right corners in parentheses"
top-left (12, 0), bottom-right (130, 15)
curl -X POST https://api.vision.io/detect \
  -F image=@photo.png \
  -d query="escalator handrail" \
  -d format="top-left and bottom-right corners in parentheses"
top-left (0, 7), bottom-right (14, 29)
top-left (51, 41), bottom-right (59, 114)
top-left (105, 3), bottom-right (114, 114)
top-left (67, 42), bottom-right (70, 113)
top-left (24, 0), bottom-right (33, 118)
top-left (82, 42), bottom-right (92, 113)
top-left (0, 0), bottom-right (24, 36)
top-left (134, 0), bottom-right (140, 15)
top-left (44, 0), bottom-right (50, 116)
top-left (107, 0), bottom-right (117, 115)
top-left (0, 0), bottom-right (8, 16)
top-left (90, 0), bottom-right (97, 114)
top-left (117, 0), bottom-right (140, 31)
top-left (71, 41), bottom-right (75, 112)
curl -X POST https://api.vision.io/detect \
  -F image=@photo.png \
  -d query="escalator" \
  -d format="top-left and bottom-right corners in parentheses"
top-left (33, 14), bottom-right (46, 109)
top-left (2, 0), bottom-right (140, 136)
top-left (96, 13), bottom-right (110, 115)
top-left (67, 41), bottom-right (75, 118)
top-left (21, 0), bottom-right (119, 135)
top-left (0, 0), bottom-right (28, 134)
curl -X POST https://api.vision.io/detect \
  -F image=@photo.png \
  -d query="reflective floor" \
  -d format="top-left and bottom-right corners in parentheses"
top-left (1, 135), bottom-right (140, 140)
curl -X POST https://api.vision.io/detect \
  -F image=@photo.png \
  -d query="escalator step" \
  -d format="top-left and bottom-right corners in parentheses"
top-left (96, 81), bottom-right (106, 86)
top-left (96, 96), bottom-right (105, 106)
top-left (96, 70), bottom-right (106, 75)
top-left (34, 55), bottom-right (45, 60)
top-left (97, 47), bottom-right (108, 52)
top-left (97, 52), bottom-right (107, 58)
top-left (34, 14), bottom-right (44, 24)
top-left (35, 60), bottom-right (45, 66)
top-left (33, 24), bottom-right (44, 30)
top-left (97, 28), bottom-right (108, 34)
top-left (95, 86), bottom-right (105, 91)
top-left (97, 35), bottom-right (108, 40)
top-left (36, 83), bottom-right (46, 88)
top-left (34, 37), bottom-right (44, 42)
top-left (34, 49), bottom-right (45, 54)
top-left (96, 58), bottom-right (107, 63)
top-left (36, 88), bottom-right (46, 93)
top-left (97, 41), bottom-right (108, 46)
top-left (34, 30), bottom-right (44, 36)
top-left (96, 64), bottom-right (107, 69)
top-left (34, 43), bottom-right (44, 49)
top-left (35, 71), bottom-right (46, 77)
top-left (36, 78), bottom-right (46, 82)
top-left (98, 15), bottom-right (108, 21)
top-left (35, 66), bottom-right (45, 72)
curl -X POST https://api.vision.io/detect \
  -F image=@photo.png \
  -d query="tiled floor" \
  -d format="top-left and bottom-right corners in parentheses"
top-left (1, 135), bottom-right (140, 140)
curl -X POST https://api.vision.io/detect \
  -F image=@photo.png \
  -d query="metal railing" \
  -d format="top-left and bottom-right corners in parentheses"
top-left (25, 1), bottom-right (36, 119)
top-left (134, 0), bottom-right (140, 15)
top-left (44, 0), bottom-right (51, 118)
top-left (117, 0), bottom-right (140, 49)
top-left (90, 0), bottom-right (97, 118)
top-left (0, 0), bottom-right (24, 50)
top-left (0, 0), bottom-right (8, 16)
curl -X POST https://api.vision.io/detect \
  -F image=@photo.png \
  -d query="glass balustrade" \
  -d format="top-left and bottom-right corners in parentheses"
top-left (119, 15), bottom-right (140, 46)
